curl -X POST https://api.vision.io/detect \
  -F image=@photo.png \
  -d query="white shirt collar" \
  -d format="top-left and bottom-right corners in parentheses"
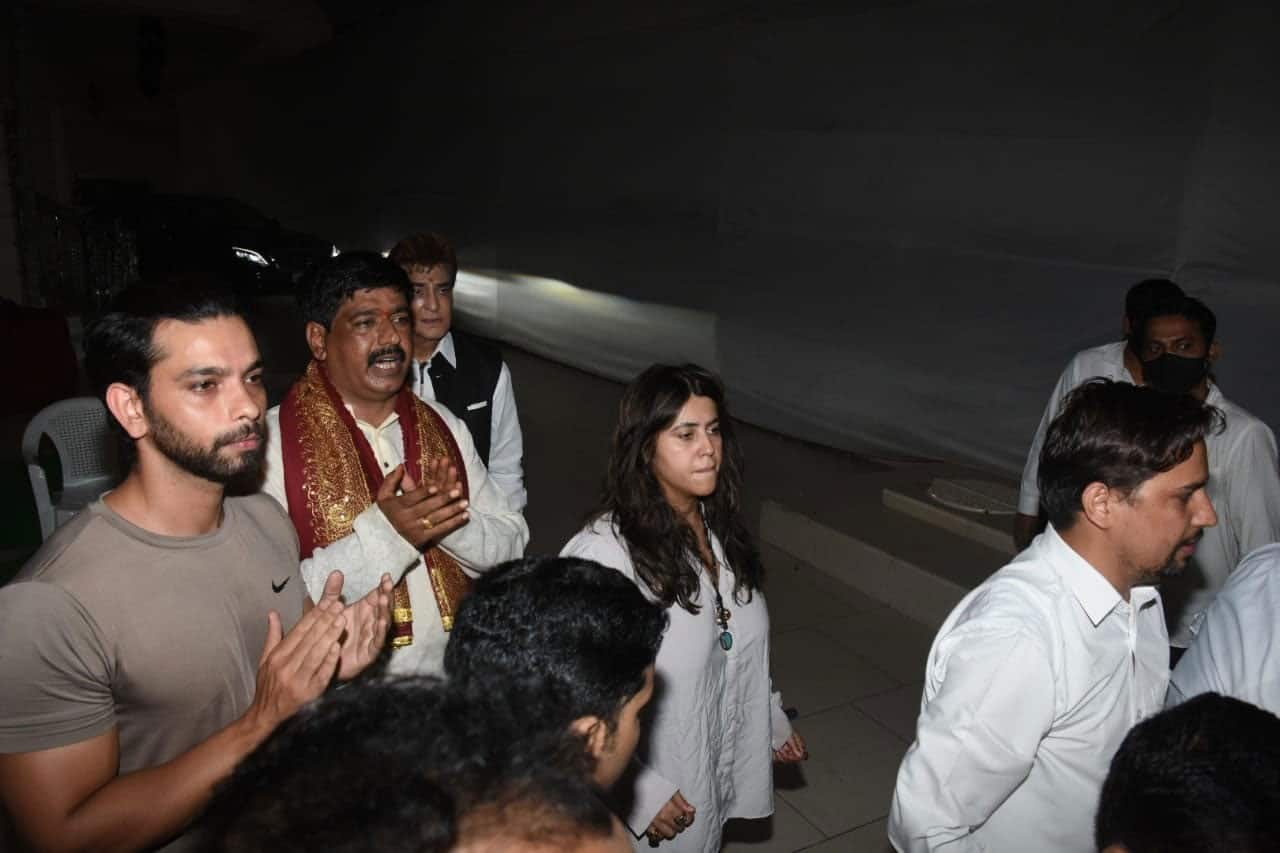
top-left (1042, 524), bottom-right (1125, 627)
top-left (418, 332), bottom-right (456, 368)
top-left (342, 402), bottom-right (399, 432)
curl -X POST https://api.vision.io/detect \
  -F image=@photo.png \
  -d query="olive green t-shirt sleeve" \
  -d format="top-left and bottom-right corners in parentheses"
top-left (0, 581), bottom-right (116, 753)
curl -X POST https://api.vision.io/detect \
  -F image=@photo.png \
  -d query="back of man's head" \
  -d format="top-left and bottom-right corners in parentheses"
top-left (1096, 693), bottom-right (1280, 853)
top-left (1124, 278), bottom-right (1183, 334)
top-left (199, 676), bottom-right (621, 853)
top-left (452, 759), bottom-right (627, 853)
top-left (299, 251), bottom-right (411, 329)
top-left (444, 556), bottom-right (666, 746)
top-left (426, 681), bottom-right (620, 852)
top-left (1038, 379), bottom-right (1221, 531)
top-left (84, 275), bottom-right (242, 468)
top-left (389, 232), bottom-right (458, 276)
top-left (198, 677), bottom-right (455, 852)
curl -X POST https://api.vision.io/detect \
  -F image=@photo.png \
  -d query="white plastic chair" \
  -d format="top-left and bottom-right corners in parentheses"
top-left (22, 397), bottom-right (120, 541)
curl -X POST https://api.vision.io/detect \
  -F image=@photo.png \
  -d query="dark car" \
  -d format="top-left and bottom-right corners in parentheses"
top-left (80, 185), bottom-right (333, 298)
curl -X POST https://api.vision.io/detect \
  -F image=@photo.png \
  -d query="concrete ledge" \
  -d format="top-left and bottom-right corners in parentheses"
top-left (759, 499), bottom-right (967, 631)
top-left (882, 487), bottom-right (1016, 557)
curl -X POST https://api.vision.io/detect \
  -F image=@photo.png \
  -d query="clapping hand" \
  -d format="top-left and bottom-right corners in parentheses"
top-left (247, 600), bottom-right (345, 730)
top-left (317, 570), bottom-right (394, 681)
top-left (376, 463), bottom-right (469, 549)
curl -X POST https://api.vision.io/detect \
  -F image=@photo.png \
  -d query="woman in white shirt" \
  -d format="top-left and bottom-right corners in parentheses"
top-left (562, 363), bottom-right (806, 852)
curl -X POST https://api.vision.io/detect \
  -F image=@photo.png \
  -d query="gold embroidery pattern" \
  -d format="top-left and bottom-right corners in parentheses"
top-left (410, 398), bottom-right (471, 631)
top-left (294, 365), bottom-right (372, 546)
top-left (292, 363), bottom-right (471, 639)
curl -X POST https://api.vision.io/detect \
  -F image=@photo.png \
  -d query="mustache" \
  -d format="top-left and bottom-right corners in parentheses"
top-left (368, 345), bottom-right (407, 367)
top-left (213, 421), bottom-right (266, 450)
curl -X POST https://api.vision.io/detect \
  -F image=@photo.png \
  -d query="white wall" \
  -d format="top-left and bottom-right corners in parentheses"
top-left (176, 0), bottom-right (1280, 473)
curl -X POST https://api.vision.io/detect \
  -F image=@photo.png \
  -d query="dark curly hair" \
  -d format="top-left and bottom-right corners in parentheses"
top-left (1095, 693), bottom-right (1280, 852)
top-left (198, 677), bottom-right (614, 852)
top-left (198, 678), bottom-right (457, 852)
top-left (298, 251), bottom-right (411, 330)
top-left (596, 363), bottom-right (763, 613)
top-left (444, 555), bottom-right (667, 738)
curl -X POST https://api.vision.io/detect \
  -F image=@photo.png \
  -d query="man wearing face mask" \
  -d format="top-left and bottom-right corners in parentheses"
top-left (1015, 279), bottom-right (1186, 550)
top-left (1135, 295), bottom-right (1280, 650)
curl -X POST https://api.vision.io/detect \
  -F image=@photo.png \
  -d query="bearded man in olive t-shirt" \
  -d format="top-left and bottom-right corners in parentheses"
top-left (0, 280), bottom-right (394, 852)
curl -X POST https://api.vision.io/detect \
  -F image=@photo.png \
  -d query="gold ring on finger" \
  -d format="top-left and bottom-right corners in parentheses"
top-left (421, 515), bottom-right (434, 531)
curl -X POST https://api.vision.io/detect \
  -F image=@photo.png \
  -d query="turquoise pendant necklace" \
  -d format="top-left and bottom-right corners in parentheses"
top-left (714, 589), bottom-right (733, 651)
top-left (701, 506), bottom-right (733, 652)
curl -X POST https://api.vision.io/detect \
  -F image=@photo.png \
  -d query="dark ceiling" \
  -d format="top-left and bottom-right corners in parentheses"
top-left (18, 0), bottom-right (430, 93)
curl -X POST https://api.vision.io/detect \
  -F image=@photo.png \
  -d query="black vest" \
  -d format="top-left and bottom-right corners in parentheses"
top-left (431, 331), bottom-right (503, 466)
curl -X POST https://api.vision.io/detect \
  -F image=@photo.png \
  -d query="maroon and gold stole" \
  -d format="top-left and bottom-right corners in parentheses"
top-left (278, 360), bottom-right (472, 645)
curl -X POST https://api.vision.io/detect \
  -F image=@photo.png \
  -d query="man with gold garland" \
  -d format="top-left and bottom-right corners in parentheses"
top-left (262, 252), bottom-right (528, 675)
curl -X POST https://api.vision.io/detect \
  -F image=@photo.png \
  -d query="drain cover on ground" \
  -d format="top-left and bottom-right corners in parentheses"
top-left (927, 478), bottom-right (1019, 516)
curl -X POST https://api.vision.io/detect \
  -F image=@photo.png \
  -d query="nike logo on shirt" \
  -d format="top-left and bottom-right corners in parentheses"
top-left (272, 577), bottom-right (291, 594)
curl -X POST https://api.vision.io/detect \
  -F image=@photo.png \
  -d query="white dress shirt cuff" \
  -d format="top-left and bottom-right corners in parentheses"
top-left (299, 504), bottom-right (422, 602)
top-left (350, 504), bottom-right (422, 584)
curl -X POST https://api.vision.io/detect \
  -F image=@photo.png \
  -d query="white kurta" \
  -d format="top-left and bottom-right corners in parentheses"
top-left (1169, 542), bottom-right (1280, 714)
top-left (1017, 342), bottom-right (1280, 643)
top-left (562, 516), bottom-right (792, 853)
top-left (262, 397), bottom-right (528, 675)
top-left (1163, 385), bottom-right (1280, 643)
top-left (889, 525), bottom-right (1169, 853)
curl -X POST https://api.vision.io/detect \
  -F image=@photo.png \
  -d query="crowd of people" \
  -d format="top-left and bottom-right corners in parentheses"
top-left (0, 238), bottom-right (1277, 852)
top-left (891, 279), bottom-right (1280, 851)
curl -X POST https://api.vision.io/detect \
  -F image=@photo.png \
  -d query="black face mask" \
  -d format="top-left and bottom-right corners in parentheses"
top-left (1143, 352), bottom-right (1210, 395)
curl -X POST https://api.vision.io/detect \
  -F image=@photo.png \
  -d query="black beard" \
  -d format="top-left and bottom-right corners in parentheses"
top-left (147, 406), bottom-right (266, 493)
top-left (1145, 533), bottom-right (1203, 586)
top-left (1151, 559), bottom-right (1186, 584)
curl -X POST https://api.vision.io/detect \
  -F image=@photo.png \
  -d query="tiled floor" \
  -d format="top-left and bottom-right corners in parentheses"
top-left (719, 543), bottom-right (934, 853)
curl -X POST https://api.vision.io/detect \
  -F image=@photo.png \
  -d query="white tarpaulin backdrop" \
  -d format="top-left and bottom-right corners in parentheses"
top-left (178, 1), bottom-right (1280, 476)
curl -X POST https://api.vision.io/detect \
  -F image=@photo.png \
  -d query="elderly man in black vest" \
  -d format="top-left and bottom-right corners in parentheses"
top-left (390, 233), bottom-right (527, 511)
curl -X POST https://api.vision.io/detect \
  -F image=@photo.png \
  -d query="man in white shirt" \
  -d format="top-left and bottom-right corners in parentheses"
top-left (389, 233), bottom-right (526, 510)
top-left (262, 252), bottom-right (528, 675)
top-left (1015, 278), bottom-right (1183, 549)
top-left (1130, 296), bottom-right (1280, 646)
top-left (1167, 543), bottom-right (1280, 713)
top-left (890, 379), bottom-right (1220, 852)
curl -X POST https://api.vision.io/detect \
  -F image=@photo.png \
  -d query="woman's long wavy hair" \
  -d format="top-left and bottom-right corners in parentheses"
top-left (596, 363), bottom-right (763, 613)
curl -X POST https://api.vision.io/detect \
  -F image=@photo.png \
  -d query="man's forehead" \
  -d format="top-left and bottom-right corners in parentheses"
top-left (1145, 441), bottom-right (1209, 490)
top-left (406, 264), bottom-right (456, 284)
top-left (151, 315), bottom-right (258, 368)
top-left (340, 286), bottom-right (409, 312)
top-left (1143, 314), bottom-right (1202, 340)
